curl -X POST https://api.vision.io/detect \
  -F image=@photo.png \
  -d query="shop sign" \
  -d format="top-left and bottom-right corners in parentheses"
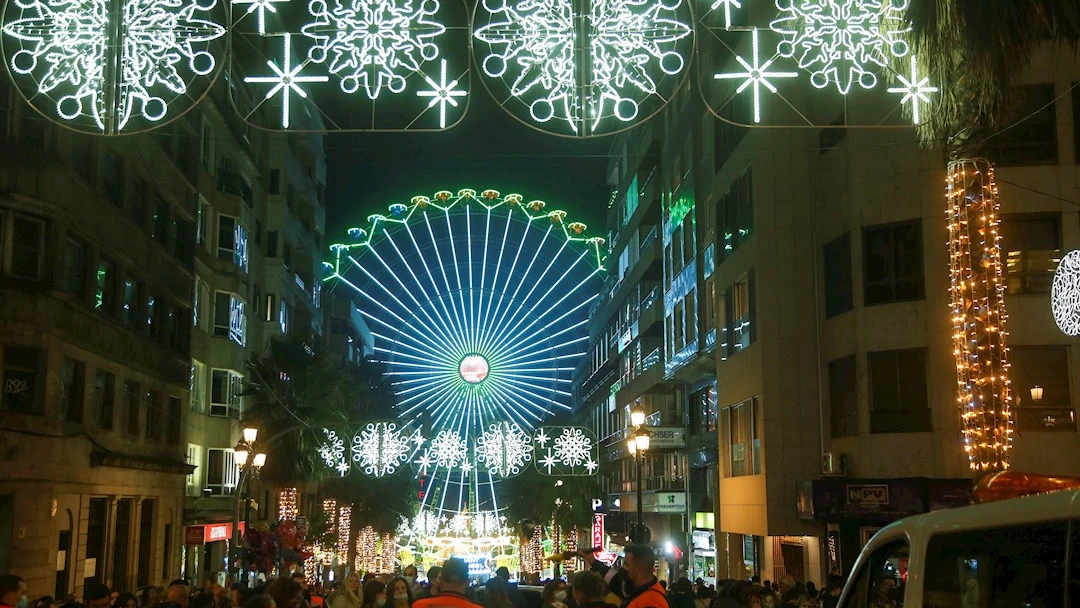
top-left (798, 478), bottom-right (971, 522)
top-left (692, 530), bottom-right (713, 550)
top-left (458, 555), bottom-right (489, 575)
top-left (644, 492), bottom-right (686, 512)
top-left (186, 522), bottom-right (246, 544)
top-left (826, 526), bottom-right (841, 572)
top-left (847, 485), bottom-right (889, 505)
top-left (591, 514), bottom-right (605, 550)
top-left (648, 427), bottom-right (686, 449)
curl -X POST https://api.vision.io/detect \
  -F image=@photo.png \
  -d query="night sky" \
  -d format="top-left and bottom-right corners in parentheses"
top-left (323, 88), bottom-right (618, 239)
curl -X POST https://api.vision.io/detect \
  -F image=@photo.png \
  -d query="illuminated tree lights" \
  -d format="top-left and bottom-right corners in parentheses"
top-left (326, 189), bottom-right (605, 518)
top-left (1, 0), bottom-right (226, 134)
top-left (1052, 250), bottom-right (1080, 336)
top-left (769, 0), bottom-right (910, 94)
top-left (278, 487), bottom-right (299, 520)
top-left (947, 160), bottom-right (1013, 474)
top-left (473, 0), bottom-right (693, 136)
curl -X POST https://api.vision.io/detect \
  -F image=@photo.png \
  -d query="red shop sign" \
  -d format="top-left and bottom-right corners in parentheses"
top-left (186, 522), bottom-right (245, 544)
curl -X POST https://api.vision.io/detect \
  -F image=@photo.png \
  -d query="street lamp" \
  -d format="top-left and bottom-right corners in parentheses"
top-left (626, 424), bottom-right (651, 543)
top-left (232, 427), bottom-right (265, 584)
top-left (1030, 386), bottom-right (1044, 403)
top-left (630, 405), bottom-right (646, 427)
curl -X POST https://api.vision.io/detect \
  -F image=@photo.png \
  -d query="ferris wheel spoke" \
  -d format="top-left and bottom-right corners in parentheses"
top-left (399, 379), bottom-right (459, 416)
top-left (500, 372), bottom-right (573, 384)
top-left (489, 302), bottom-right (592, 364)
top-left (443, 209), bottom-right (472, 353)
top-left (496, 373), bottom-right (572, 397)
top-left (475, 209), bottom-right (493, 353)
top-left (476, 212), bottom-right (529, 355)
top-left (487, 376), bottom-right (570, 416)
top-left (486, 222), bottom-right (552, 344)
top-left (365, 308), bottom-right (460, 364)
top-left (422, 211), bottom-right (471, 350)
top-left (401, 223), bottom-right (472, 357)
top-left (370, 321), bottom-right (458, 367)
top-left (496, 337), bottom-right (588, 369)
top-left (487, 239), bottom-right (573, 346)
top-left (483, 383), bottom-right (535, 429)
top-left (491, 281), bottom-right (599, 362)
top-left (494, 247), bottom-right (592, 344)
top-left (380, 230), bottom-right (470, 357)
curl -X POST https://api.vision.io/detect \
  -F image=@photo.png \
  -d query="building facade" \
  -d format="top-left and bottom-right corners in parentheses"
top-left (575, 43), bottom-right (1080, 585)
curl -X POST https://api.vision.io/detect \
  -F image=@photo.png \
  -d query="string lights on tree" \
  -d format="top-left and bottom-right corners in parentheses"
top-left (278, 487), bottom-right (299, 520)
top-left (947, 160), bottom-right (1013, 474)
top-left (356, 526), bottom-right (379, 572)
top-left (337, 505), bottom-right (352, 564)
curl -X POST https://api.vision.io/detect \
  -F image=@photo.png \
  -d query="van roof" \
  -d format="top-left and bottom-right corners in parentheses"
top-left (872, 487), bottom-right (1080, 540)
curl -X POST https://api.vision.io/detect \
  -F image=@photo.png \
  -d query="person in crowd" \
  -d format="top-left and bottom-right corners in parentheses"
top-left (570, 571), bottom-right (615, 608)
top-left (482, 579), bottom-right (514, 608)
top-left (332, 574), bottom-right (363, 608)
top-left (386, 579), bottom-right (412, 608)
top-left (84, 585), bottom-right (112, 608)
top-left (581, 544), bottom-right (667, 608)
top-left (819, 578), bottom-right (841, 608)
top-left (165, 582), bottom-right (190, 608)
top-left (794, 596), bottom-right (815, 608)
top-left (113, 594), bottom-right (138, 608)
top-left (666, 579), bottom-right (693, 608)
top-left (402, 568), bottom-right (421, 600)
top-left (868, 580), bottom-right (896, 608)
top-left (418, 568), bottom-right (443, 601)
top-left (191, 593), bottom-right (216, 608)
top-left (542, 581), bottom-right (568, 608)
top-left (244, 596), bottom-right (275, 608)
top-left (267, 578), bottom-right (305, 608)
top-left (360, 581), bottom-right (387, 608)
top-left (412, 558), bottom-right (482, 608)
top-left (33, 596), bottom-right (59, 608)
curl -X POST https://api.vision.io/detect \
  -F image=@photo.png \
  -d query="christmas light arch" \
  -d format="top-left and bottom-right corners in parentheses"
top-left (325, 188), bottom-right (605, 519)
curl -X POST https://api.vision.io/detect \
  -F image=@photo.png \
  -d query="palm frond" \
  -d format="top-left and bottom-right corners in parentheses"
top-left (901, 0), bottom-right (1080, 151)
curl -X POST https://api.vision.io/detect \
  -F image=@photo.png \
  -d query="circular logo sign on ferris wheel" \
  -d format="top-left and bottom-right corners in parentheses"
top-left (459, 354), bottom-right (490, 384)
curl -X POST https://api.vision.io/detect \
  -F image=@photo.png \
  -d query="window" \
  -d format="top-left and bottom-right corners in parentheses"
top-left (127, 177), bottom-right (147, 228)
top-left (60, 358), bottom-right (85, 423)
top-left (264, 293), bottom-right (275, 322)
top-left (1011, 346), bottom-right (1075, 431)
top-left (166, 397), bottom-right (181, 444)
top-left (5, 213), bottom-right (46, 280)
top-left (269, 168), bottom-right (281, 195)
top-left (279, 298), bottom-right (289, 334)
top-left (100, 150), bottom-right (125, 205)
top-left (987, 84), bottom-right (1058, 166)
top-left (194, 276), bottom-right (210, 329)
top-left (921, 522), bottom-right (1069, 608)
top-left (689, 383), bottom-right (718, 435)
top-left (868, 349), bottom-right (930, 433)
top-left (714, 96), bottom-right (749, 171)
top-left (721, 397), bottom-right (760, 477)
top-left (150, 196), bottom-right (169, 244)
top-left (124, 381), bottom-right (140, 435)
top-left (863, 221), bottom-right (924, 305)
top-left (121, 278), bottom-right (139, 326)
top-left (729, 273), bottom-right (753, 352)
top-left (2, 346), bottom-right (43, 415)
top-left (823, 233), bottom-right (853, 318)
top-left (60, 237), bottom-right (88, 298)
top-left (145, 294), bottom-right (158, 340)
top-left (217, 215), bottom-right (249, 271)
top-left (210, 369), bottom-right (242, 417)
top-left (190, 360), bottom-right (206, 413)
top-left (200, 120), bottom-right (215, 169)
top-left (266, 231), bottom-right (278, 257)
top-left (186, 444), bottom-right (200, 495)
top-left (719, 169), bottom-right (753, 259)
top-left (844, 540), bottom-right (910, 608)
top-left (828, 355), bottom-right (858, 438)
top-left (144, 390), bottom-right (160, 441)
top-left (94, 259), bottom-right (116, 315)
top-left (92, 371), bottom-right (115, 430)
top-left (195, 196), bottom-right (209, 248)
top-left (1001, 215), bottom-right (1061, 295)
top-left (174, 219), bottom-right (194, 264)
top-left (205, 448), bottom-right (239, 496)
top-left (213, 292), bottom-right (246, 345)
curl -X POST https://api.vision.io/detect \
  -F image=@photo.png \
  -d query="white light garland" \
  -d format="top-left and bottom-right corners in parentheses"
top-left (318, 428), bottom-right (350, 477)
top-left (887, 55), bottom-right (938, 125)
top-left (769, 0), bottom-right (910, 94)
top-left (415, 429), bottom-right (468, 474)
top-left (1052, 250), bottom-right (1080, 336)
top-left (417, 59), bottom-right (468, 128)
top-left (534, 426), bottom-right (599, 475)
top-left (352, 422), bottom-right (417, 477)
top-left (475, 422), bottom-right (533, 476)
top-left (2, 0), bottom-right (225, 134)
top-left (244, 33), bottom-right (329, 129)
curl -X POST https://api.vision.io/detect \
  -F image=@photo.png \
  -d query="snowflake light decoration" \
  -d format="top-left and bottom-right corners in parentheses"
top-left (473, 0), bottom-right (693, 136)
top-left (351, 422), bottom-right (417, 477)
top-left (714, 27), bottom-right (797, 123)
top-left (448, 512), bottom-right (471, 535)
top-left (2, 0), bottom-right (226, 134)
top-left (533, 426), bottom-right (598, 475)
top-left (244, 33), bottom-right (329, 129)
top-left (415, 429), bottom-right (468, 474)
top-left (473, 511), bottom-right (505, 537)
top-left (1052, 250), bottom-right (1080, 336)
top-left (302, 0), bottom-right (446, 100)
top-left (475, 422), bottom-right (533, 477)
top-left (317, 428), bottom-right (350, 476)
top-left (417, 59), bottom-right (467, 128)
top-left (769, 0), bottom-right (910, 94)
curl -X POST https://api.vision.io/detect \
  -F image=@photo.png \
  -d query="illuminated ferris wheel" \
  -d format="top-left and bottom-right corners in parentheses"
top-left (326, 189), bottom-right (605, 518)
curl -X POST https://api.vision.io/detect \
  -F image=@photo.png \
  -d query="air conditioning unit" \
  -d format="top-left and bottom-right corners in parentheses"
top-left (821, 452), bottom-right (845, 476)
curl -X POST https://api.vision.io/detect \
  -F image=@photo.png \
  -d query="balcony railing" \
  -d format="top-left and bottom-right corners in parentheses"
top-left (217, 169), bottom-right (254, 207)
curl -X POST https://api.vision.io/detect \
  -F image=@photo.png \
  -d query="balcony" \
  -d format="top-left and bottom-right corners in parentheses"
top-left (589, 228), bottom-right (663, 334)
top-left (217, 169), bottom-right (254, 208)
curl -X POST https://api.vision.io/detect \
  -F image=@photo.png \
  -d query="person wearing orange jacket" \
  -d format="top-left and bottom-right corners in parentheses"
top-left (580, 545), bottom-right (668, 608)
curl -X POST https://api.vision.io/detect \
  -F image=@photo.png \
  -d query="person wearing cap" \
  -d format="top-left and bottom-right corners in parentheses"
top-left (581, 545), bottom-right (668, 608)
top-left (411, 558), bottom-right (482, 608)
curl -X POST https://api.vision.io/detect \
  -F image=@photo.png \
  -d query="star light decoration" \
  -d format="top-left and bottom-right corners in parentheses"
top-left (475, 422), bottom-right (533, 477)
top-left (769, 0), bottom-right (911, 95)
top-left (351, 422), bottom-right (419, 477)
top-left (1052, 250), bottom-right (1080, 336)
top-left (713, 28), bottom-right (797, 123)
top-left (233, 0), bottom-right (289, 34)
top-left (534, 426), bottom-right (599, 475)
top-left (417, 59), bottom-right (467, 128)
top-left (1, 0), bottom-right (226, 134)
top-left (244, 34), bottom-right (328, 128)
top-left (473, 0), bottom-right (693, 135)
top-left (302, 0), bottom-right (446, 99)
top-left (710, 0), bottom-right (742, 28)
top-left (887, 55), bottom-right (938, 125)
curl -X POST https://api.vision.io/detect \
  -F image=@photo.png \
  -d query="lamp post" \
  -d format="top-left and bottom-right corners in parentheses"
top-left (232, 427), bottom-right (266, 584)
top-left (626, 412), bottom-right (651, 544)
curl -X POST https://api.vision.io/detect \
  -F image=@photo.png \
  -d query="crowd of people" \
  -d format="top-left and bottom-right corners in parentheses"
top-left (0, 547), bottom-right (852, 608)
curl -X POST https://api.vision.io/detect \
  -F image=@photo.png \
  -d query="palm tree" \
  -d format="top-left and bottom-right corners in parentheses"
top-left (901, 2), bottom-right (1080, 476)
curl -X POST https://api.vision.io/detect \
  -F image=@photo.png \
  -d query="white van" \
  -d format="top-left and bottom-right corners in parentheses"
top-left (835, 487), bottom-right (1080, 608)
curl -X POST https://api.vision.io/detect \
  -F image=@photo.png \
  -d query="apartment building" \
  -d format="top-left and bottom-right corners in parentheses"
top-left (182, 75), bottom-right (330, 583)
top-left (575, 43), bottom-right (1080, 586)
top-left (0, 86), bottom-right (197, 597)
